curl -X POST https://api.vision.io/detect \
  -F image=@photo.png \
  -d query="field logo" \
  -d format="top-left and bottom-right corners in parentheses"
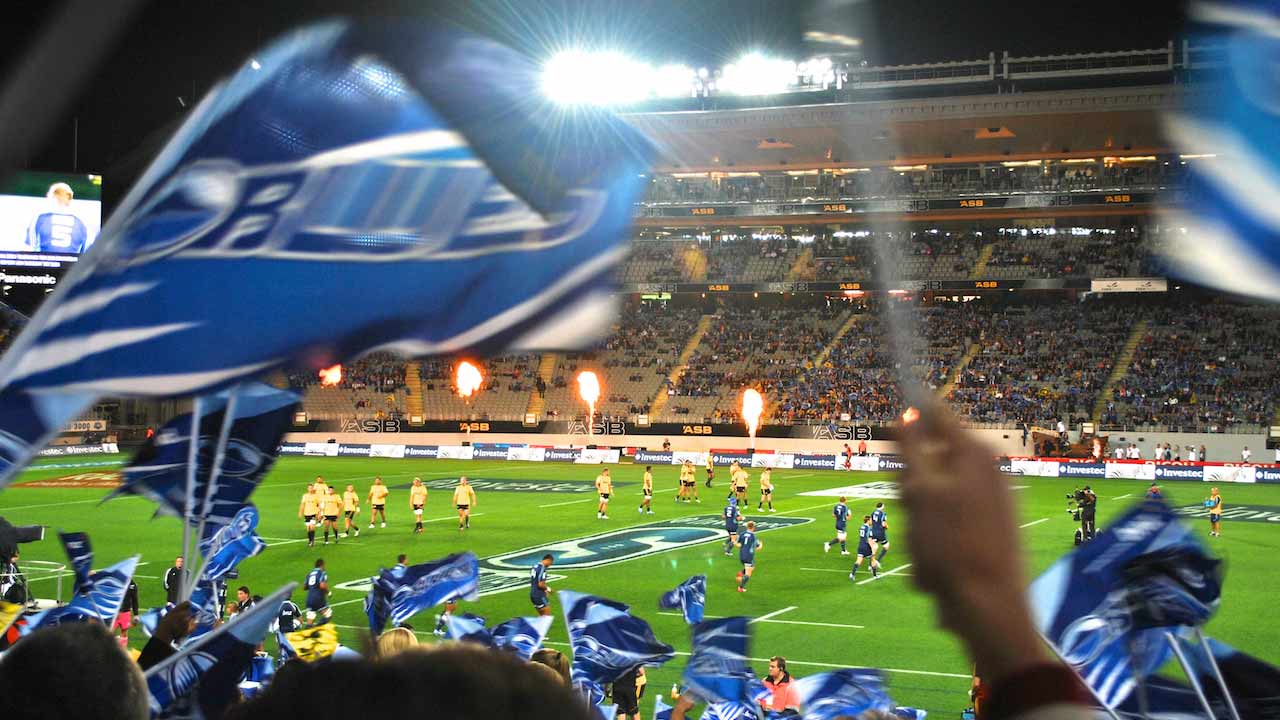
top-left (1173, 504), bottom-right (1280, 524)
top-left (16, 471), bottom-right (121, 488)
top-left (393, 477), bottom-right (606, 494)
top-left (800, 481), bottom-right (900, 499)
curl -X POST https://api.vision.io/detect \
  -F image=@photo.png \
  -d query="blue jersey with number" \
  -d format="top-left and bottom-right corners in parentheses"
top-left (833, 503), bottom-right (850, 530)
top-left (871, 508), bottom-right (887, 538)
top-left (723, 503), bottom-right (739, 532)
top-left (857, 524), bottom-right (874, 554)
top-left (530, 562), bottom-right (548, 597)
top-left (304, 568), bottom-right (327, 609)
top-left (738, 529), bottom-right (757, 564)
top-left (27, 211), bottom-right (89, 253)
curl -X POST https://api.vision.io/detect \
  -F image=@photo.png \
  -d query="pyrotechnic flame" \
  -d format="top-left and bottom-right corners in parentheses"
top-left (456, 361), bottom-right (483, 398)
top-left (318, 364), bottom-right (342, 387)
top-left (742, 388), bottom-right (764, 438)
top-left (902, 406), bottom-right (920, 425)
top-left (577, 371), bottom-right (600, 406)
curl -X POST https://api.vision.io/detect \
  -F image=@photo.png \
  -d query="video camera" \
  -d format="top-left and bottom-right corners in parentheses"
top-left (1066, 487), bottom-right (1098, 545)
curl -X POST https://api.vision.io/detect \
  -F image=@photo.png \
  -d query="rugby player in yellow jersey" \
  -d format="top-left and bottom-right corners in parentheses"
top-left (410, 478), bottom-right (429, 534)
top-left (638, 466), bottom-right (654, 515)
top-left (594, 469), bottom-right (613, 520)
top-left (677, 460), bottom-right (694, 502)
top-left (705, 453), bottom-right (716, 488)
top-left (367, 477), bottom-right (389, 528)
top-left (321, 487), bottom-right (342, 545)
top-left (298, 484), bottom-right (319, 547)
top-left (730, 462), bottom-right (750, 504)
top-left (453, 477), bottom-right (478, 532)
top-left (1207, 487), bottom-right (1224, 537)
top-left (757, 467), bottom-right (775, 512)
top-left (312, 475), bottom-right (330, 502)
top-left (341, 485), bottom-right (360, 538)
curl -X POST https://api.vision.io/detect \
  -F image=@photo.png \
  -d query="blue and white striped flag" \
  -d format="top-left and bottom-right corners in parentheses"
top-left (57, 531), bottom-right (93, 596)
top-left (198, 505), bottom-right (267, 582)
top-left (683, 617), bottom-right (754, 705)
top-left (444, 612), bottom-right (491, 646)
top-left (703, 702), bottom-right (759, 720)
top-left (659, 575), bottom-right (706, 624)
top-left (560, 590), bottom-right (675, 688)
top-left (25, 556), bottom-right (140, 631)
top-left (792, 668), bottom-right (893, 720)
top-left (1160, 1), bottom-right (1280, 302)
top-left (146, 583), bottom-right (292, 719)
top-left (490, 615), bottom-right (554, 661)
top-left (654, 696), bottom-right (674, 720)
top-left (1122, 546), bottom-right (1223, 630)
top-left (367, 552), bottom-right (479, 634)
top-left (0, 21), bottom-right (652, 489)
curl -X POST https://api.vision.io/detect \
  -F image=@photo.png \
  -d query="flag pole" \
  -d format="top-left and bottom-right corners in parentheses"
top-left (186, 386), bottom-right (241, 601)
top-left (1194, 629), bottom-right (1241, 720)
top-left (1035, 630), bottom-right (1123, 720)
top-left (178, 396), bottom-right (204, 600)
top-left (1165, 631), bottom-right (1217, 719)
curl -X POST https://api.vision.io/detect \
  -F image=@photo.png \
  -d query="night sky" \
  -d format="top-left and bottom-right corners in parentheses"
top-left (2, 0), bottom-right (1184, 206)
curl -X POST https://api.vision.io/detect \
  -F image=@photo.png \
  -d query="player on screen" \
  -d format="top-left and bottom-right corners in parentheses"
top-left (298, 484), bottom-right (319, 547)
top-left (321, 487), bottom-right (342, 544)
top-left (530, 554), bottom-right (555, 616)
top-left (1207, 487), bottom-right (1223, 537)
top-left (870, 502), bottom-right (890, 562)
top-left (849, 515), bottom-right (881, 582)
top-left (367, 477), bottom-right (389, 528)
top-left (824, 496), bottom-right (850, 555)
top-left (757, 467), bottom-right (775, 512)
top-left (639, 466), bottom-right (654, 515)
top-left (341, 484), bottom-right (360, 538)
top-left (25, 182), bottom-right (89, 253)
top-left (595, 469), bottom-right (612, 520)
top-left (722, 497), bottom-right (741, 556)
top-left (705, 453), bottom-right (715, 488)
top-left (410, 478), bottom-right (428, 534)
top-left (453, 477), bottom-right (477, 532)
top-left (734, 521), bottom-right (762, 593)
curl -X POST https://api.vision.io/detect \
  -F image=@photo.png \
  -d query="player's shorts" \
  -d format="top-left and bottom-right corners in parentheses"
top-left (1209, 513), bottom-right (1221, 523)
top-left (873, 533), bottom-right (888, 545)
top-left (725, 525), bottom-right (738, 535)
top-left (643, 489), bottom-right (653, 497)
top-left (761, 488), bottom-right (772, 495)
top-left (740, 559), bottom-right (754, 569)
top-left (835, 529), bottom-right (847, 541)
top-left (734, 485), bottom-right (747, 494)
top-left (372, 504), bottom-right (385, 511)
top-left (112, 611), bottom-right (132, 631)
top-left (599, 493), bottom-right (610, 501)
top-left (345, 510), bottom-right (355, 519)
top-left (706, 468), bottom-right (714, 477)
top-left (304, 514), bottom-right (316, 523)
top-left (857, 545), bottom-right (873, 558)
top-left (613, 687), bottom-right (639, 715)
top-left (457, 504), bottom-right (470, 511)
top-left (682, 481), bottom-right (696, 488)
top-left (413, 504), bottom-right (424, 515)
top-left (324, 514), bottom-right (338, 522)
top-left (530, 593), bottom-right (548, 610)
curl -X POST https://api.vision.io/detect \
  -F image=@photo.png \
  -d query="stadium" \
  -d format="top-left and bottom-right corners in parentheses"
top-left (0, 2), bottom-right (1277, 720)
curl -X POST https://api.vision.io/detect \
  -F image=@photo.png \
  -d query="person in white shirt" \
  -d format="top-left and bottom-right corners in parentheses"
top-left (1242, 446), bottom-right (1251, 463)
top-left (1056, 419), bottom-right (1066, 435)
top-left (1114, 445), bottom-right (1125, 459)
top-left (1275, 447), bottom-right (1280, 464)
top-left (1188, 448), bottom-right (1198, 462)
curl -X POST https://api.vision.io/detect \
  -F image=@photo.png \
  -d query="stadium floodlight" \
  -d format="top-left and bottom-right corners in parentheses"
top-left (541, 50), bottom-right (654, 106)
top-left (719, 54), bottom-right (797, 95)
top-left (652, 63), bottom-right (698, 98)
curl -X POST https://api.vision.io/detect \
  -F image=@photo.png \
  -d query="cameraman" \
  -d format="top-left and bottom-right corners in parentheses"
top-left (1078, 486), bottom-right (1098, 540)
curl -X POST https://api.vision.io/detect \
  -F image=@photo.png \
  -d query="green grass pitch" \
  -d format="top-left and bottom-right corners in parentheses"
top-left (4, 454), bottom-right (1279, 715)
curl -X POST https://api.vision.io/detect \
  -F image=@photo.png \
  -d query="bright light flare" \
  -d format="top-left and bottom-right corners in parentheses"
top-left (902, 406), bottom-right (921, 425)
top-left (720, 54), bottom-right (797, 96)
top-left (742, 388), bottom-right (764, 441)
top-left (577, 371), bottom-right (601, 406)
top-left (318, 364), bottom-right (342, 387)
top-left (542, 51), bottom-right (654, 106)
top-left (455, 361), bottom-right (483, 399)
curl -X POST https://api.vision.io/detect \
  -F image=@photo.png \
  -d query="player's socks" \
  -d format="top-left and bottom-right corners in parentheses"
top-left (840, 541), bottom-right (847, 552)
top-left (872, 564), bottom-right (879, 577)
top-left (307, 530), bottom-right (315, 544)
top-left (876, 547), bottom-right (888, 561)
top-left (850, 565), bottom-right (858, 578)
top-left (739, 575), bottom-right (750, 589)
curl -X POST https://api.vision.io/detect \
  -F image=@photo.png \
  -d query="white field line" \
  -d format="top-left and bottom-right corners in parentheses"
top-left (1112, 493), bottom-right (1133, 500)
top-left (1019, 517), bottom-right (1050, 529)
top-left (856, 562), bottom-right (914, 586)
top-left (539, 497), bottom-right (598, 508)
top-left (658, 610), bottom-right (864, 630)
top-left (749, 605), bottom-right (797, 623)
top-left (0, 495), bottom-right (143, 513)
top-left (799, 567), bottom-right (849, 573)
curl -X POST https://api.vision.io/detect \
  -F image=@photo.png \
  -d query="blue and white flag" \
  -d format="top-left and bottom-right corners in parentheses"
top-left (198, 506), bottom-right (267, 581)
top-left (188, 579), bottom-right (224, 638)
top-left (703, 702), bottom-right (758, 720)
top-left (0, 21), bottom-right (652, 488)
top-left (445, 612), bottom-right (492, 646)
top-left (1029, 499), bottom-right (1207, 707)
top-left (1160, 1), bottom-right (1280, 302)
top-left (490, 615), bottom-right (554, 661)
top-left (891, 708), bottom-right (927, 720)
top-left (659, 575), bottom-right (706, 624)
top-left (1177, 635), bottom-right (1280, 719)
top-left (792, 668), bottom-right (893, 720)
top-left (57, 531), bottom-right (93, 596)
top-left (146, 583), bottom-right (292, 719)
top-left (110, 384), bottom-right (297, 543)
top-left (683, 616), bottom-right (754, 705)
top-left (25, 556), bottom-right (140, 631)
top-left (654, 696), bottom-right (674, 720)
top-left (560, 590), bottom-right (675, 688)
top-left (1122, 547), bottom-right (1223, 630)
top-left (367, 552), bottom-right (479, 634)
top-left (595, 704), bottom-right (619, 720)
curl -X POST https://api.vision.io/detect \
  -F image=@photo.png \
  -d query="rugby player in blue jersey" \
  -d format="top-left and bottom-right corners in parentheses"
top-left (848, 516), bottom-right (880, 582)
top-left (823, 496), bottom-right (851, 555)
top-left (734, 521), bottom-right (763, 593)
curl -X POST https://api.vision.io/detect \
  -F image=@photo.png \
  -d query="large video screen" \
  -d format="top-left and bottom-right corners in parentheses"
top-left (0, 171), bottom-right (102, 255)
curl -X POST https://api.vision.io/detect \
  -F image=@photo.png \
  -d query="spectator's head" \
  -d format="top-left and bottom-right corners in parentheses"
top-left (767, 656), bottom-right (790, 682)
top-left (375, 627), bottom-right (418, 658)
top-left (174, 555), bottom-right (183, 569)
top-left (0, 622), bottom-right (148, 720)
top-left (237, 586), bottom-right (250, 603)
top-left (228, 645), bottom-right (591, 720)
top-left (529, 648), bottom-right (571, 685)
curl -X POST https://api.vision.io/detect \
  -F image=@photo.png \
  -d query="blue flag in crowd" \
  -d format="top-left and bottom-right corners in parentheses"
top-left (659, 575), bottom-right (706, 624)
top-left (1029, 499), bottom-right (1212, 707)
top-left (1158, 1), bottom-right (1280, 302)
top-left (57, 531), bottom-right (93, 596)
top-left (491, 615), bottom-right (554, 661)
top-left (654, 696), bottom-right (674, 720)
top-left (188, 579), bottom-right (224, 637)
top-left (595, 704), bottom-right (619, 720)
top-left (891, 708), bottom-right (927, 719)
top-left (445, 612), bottom-right (492, 646)
top-left (199, 506), bottom-right (267, 581)
top-left (1178, 635), bottom-right (1280, 719)
top-left (793, 668), bottom-right (893, 720)
top-left (111, 384), bottom-right (297, 541)
top-left (1122, 547), bottom-right (1223, 630)
top-left (683, 616), bottom-right (754, 705)
top-left (367, 552), bottom-right (479, 634)
top-left (25, 556), bottom-right (140, 631)
top-left (560, 590), bottom-right (675, 688)
top-left (703, 702), bottom-right (758, 720)
top-left (146, 583), bottom-right (291, 719)
top-left (0, 20), bottom-right (652, 489)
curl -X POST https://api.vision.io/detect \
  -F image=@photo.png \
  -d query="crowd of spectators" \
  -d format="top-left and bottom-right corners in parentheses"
top-left (619, 236), bottom-right (799, 284)
top-left (289, 353), bottom-right (406, 392)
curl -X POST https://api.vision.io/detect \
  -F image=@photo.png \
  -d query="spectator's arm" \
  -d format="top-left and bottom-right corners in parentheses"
top-left (137, 603), bottom-right (194, 670)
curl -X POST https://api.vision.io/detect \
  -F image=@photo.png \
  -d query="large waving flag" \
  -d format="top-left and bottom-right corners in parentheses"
top-left (1122, 547), bottom-right (1223, 630)
top-left (0, 21), bottom-right (652, 488)
top-left (1159, 1), bottom-right (1280, 302)
top-left (683, 617), bottom-right (754, 705)
top-left (1029, 499), bottom-right (1211, 708)
top-left (1178, 635), bottom-right (1280, 719)
top-left (490, 615), bottom-right (554, 661)
top-left (57, 531), bottom-right (93, 596)
top-left (445, 612), bottom-right (492, 646)
top-left (366, 552), bottom-right (479, 634)
top-left (653, 696), bottom-right (674, 720)
top-left (25, 556), bottom-right (140, 631)
top-left (659, 575), bottom-right (706, 624)
top-left (283, 622), bottom-right (340, 662)
top-left (198, 505), bottom-right (267, 581)
top-left (702, 702), bottom-right (758, 720)
top-left (792, 668), bottom-right (893, 720)
top-left (560, 590), bottom-right (676, 690)
top-left (146, 583), bottom-right (291, 719)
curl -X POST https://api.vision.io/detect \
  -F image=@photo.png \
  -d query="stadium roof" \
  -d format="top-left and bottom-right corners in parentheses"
top-left (627, 85), bottom-right (1183, 171)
